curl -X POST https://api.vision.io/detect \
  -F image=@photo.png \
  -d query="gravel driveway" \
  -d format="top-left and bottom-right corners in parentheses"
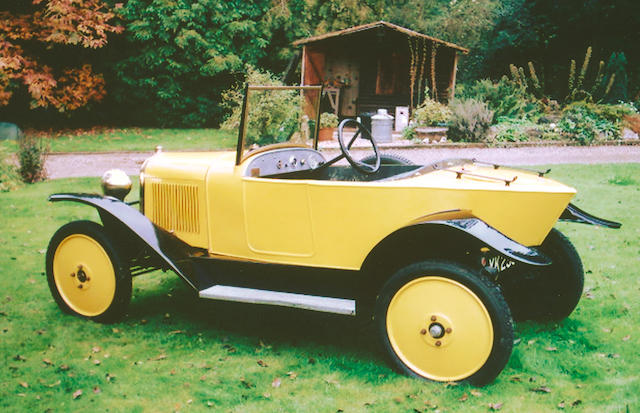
top-left (46, 145), bottom-right (640, 179)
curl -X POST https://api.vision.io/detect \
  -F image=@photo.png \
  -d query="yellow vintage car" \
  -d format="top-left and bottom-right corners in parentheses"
top-left (46, 85), bottom-right (620, 385)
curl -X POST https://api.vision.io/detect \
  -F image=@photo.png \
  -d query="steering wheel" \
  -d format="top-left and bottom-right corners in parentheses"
top-left (321, 118), bottom-right (380, 174)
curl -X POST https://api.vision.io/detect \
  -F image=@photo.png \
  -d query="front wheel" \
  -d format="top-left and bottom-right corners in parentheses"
top-left (46, 220), bottom-right (132, 323)
top-left (375, 260), bottom-right (513, 385)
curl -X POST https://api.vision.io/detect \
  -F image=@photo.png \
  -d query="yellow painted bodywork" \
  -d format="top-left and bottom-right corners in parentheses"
top-left (386, 276), bottom-right (493, 381)
top-left (141, 148), bottom-right (576, 271)
top-left (52, 234), bottom-right (116, 316)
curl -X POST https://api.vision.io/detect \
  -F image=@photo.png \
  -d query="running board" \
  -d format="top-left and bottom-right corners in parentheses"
top-left (198, 285), bottom-right (356, 316)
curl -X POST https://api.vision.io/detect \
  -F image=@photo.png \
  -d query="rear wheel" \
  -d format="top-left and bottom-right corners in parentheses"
top-left (46, 220), bottom-right (132, 323)
top-left (498, 228), bottom-right (584, 321)
top-left (375, 260), bottom-right (513, 385)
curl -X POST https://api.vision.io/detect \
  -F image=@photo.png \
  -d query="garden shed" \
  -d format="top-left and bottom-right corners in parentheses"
top-left (292, 21), bottom-right (468, 118)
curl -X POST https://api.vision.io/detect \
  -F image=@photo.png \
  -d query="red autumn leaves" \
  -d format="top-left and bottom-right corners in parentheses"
top-left (0, 1), bottom-right (122, 111)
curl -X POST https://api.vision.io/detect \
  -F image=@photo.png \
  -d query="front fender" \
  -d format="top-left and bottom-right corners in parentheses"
top-left (49, 193), bottom-right (200, 290)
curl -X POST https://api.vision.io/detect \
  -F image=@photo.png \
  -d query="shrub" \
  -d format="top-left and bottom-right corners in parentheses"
top-left (319, 112), bottom-right (338, 129)
top-left (412, 98), bottom-right (451, 126)
top-left (558, 103), bottom-right (621, 145)
top-left (17, 135), bottom-right (48, 183)
top-left (401, 124), bottom-right (418, 141)
top-left (0, 148), bottom-right (21, 192)
top-left (447, 99), bottom-right (494, 142)
top-left (492, 118), bottom-right (539, 143)
top-left (462, 77), bottom-right (539, 120)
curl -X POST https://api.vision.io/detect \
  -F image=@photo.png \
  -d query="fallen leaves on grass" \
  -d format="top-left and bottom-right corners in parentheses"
top-left (257, 359), bottom-right (268, 368)
top-left (13, 354), bottom-right (26, 362)
top-left (286, 371), bottom-right (297, 380)
top-left (93, 386), bottom-right (101, 394)
top-left (92, 346), bottom-right (101, 353)
top-left (149, 354), bottom-right (167, 361)
top-left (470, 390), bottom-right (482, 397)
top-left (19, 381), bottom-right (28, 388)
top-left (622, 335), bottom-right (631, 342)
top-left (530, 386), bottom-right (551, 393)
top-left (271, 377), bottom-right (282, 388)
top-left (488, 402), bottom-right (503, 410)
top-left (240, 377), bottom-right (253, 388)
top-left (105, 373), bottom-right (115, 382)
top-left (458, 393), bottom-right (468, 402)
top-left (72, 389), bottom-right (83, 400)
top-left (545, 346), bottom-right (557, 352)
top-left (42, 358), bottom-right (53, 366)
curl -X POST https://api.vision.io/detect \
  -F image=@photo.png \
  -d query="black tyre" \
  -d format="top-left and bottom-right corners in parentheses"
top-left (374, 260), bottom-right (513, 385)
top-left (46, 220), bottom-right (132, 323)
top-left (361, 153), bottom-right (414, 166)
top-left (498, 228), bottom-right (584, 322)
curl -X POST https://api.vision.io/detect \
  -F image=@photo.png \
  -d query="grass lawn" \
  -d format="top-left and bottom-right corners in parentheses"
top-left (1, 164), bottom-right (638, 412)
top-left (0, 128), bottom-right (237, 153)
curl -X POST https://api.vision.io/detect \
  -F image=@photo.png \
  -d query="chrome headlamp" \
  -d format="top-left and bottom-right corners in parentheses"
top-left (101, 169), bottom-right (132, 201)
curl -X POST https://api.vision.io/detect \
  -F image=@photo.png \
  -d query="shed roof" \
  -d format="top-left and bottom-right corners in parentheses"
top-left (292, 21), bottom-right (469, 53)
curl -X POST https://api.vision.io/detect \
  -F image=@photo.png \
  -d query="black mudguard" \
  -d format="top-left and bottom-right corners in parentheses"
top-left (416, 218), bottom-right (551, 266)
top-left (560, 203), bottom-right (622, 228)
top-left (49, 193), bottom-right (200, 290)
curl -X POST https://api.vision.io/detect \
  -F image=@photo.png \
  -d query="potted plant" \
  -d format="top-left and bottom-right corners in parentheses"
top-left (318, 112), bottom-right (338, 141)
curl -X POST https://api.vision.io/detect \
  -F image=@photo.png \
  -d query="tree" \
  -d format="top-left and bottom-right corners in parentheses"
top-left (0, 0), bottom-right (122, 112)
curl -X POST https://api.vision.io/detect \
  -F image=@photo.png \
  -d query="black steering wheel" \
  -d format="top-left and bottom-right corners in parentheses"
top-left (321, 118), bottom-right (380, 174)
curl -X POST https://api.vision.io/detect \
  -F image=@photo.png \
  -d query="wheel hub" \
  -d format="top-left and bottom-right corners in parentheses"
top-left (76, 266), bottom-right (88, 283)
top-left (429, 323), bottom-right (445, 339)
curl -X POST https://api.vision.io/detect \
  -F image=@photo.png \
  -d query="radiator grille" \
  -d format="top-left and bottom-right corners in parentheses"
top-left (150, 182), bottom-right (200, 234)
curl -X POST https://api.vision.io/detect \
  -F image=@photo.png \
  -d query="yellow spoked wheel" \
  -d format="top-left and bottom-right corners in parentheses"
top-left (376, 260), bottom-right (513, 385)
top-left (46, 221), bottom-right (131, 323)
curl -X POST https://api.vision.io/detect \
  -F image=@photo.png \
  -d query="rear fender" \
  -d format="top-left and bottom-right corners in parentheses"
top-left (412, 218), bottom-right (551, 266)
top-left (363, 212), bottom-right (551, 274)
top-left (48, 193), bottom-right (201, 290)
top-left (560, 203), bottom-right (622, 228)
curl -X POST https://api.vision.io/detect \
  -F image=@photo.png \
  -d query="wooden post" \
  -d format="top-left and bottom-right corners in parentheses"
top-left (300, 46), bottom-right (307, 86)
top-left (449, 52), bottom-right (459, 102)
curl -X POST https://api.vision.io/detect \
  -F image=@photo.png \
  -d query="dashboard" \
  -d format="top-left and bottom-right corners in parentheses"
top-left (244, 148), bottom-right (326, 177)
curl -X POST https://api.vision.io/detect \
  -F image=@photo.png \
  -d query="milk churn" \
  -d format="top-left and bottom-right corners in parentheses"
top-left (371, 109), bottom-right (394, 143)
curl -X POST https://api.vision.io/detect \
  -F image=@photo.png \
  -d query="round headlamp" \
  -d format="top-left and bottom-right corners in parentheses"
top-left (101, 169), bottom-right (132, 200)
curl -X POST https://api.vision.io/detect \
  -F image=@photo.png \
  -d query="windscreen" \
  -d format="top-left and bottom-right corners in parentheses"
top-left (239, 86), bottom-right (322, 161)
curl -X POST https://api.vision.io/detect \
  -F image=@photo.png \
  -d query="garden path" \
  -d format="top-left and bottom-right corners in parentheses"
top-left (46, 145), bottom-right (640, 179)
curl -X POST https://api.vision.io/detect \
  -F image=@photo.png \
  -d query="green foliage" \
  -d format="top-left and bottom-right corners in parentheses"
top-left (220, 67), bottom-right (302, 146)
top-left (462, 77), bottom-right (538, 120)
top-left (491, 117), bottom-right (537, 143)
top-left (0, 147), bottom-right (21, 192)
top-left (111, 0), bottom-right (278, 127)
top-left (319, 112), bottom-right (338, 129)
top-left (447, 99), bottom-right (494, 142)
top-left (604, 52), bottom-right (630, 104)
top-left (412, 98), bottom-right (451, 126)
top-left (401, 124), bottom-right (418, 141)
top-left (558, 103), bottom-right (622, 145)
top-left (565, 47), bottom-right (608, 103)
top-left (17, 135), bottom-right (48, 183)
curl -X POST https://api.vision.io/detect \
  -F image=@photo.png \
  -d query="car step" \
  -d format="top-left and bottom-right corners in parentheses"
top-left (198, 285), bottom-right (356, 316)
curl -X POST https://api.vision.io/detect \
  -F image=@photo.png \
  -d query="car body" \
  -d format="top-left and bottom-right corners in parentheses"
top-left (46, 85), bottom-right (620, 385)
